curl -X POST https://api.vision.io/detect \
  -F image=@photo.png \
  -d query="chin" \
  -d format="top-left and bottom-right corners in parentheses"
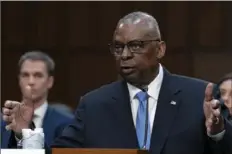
top-left (121, 73), bottom-right (139, 84)
top-left (25, 95), bottom-right (40, 102)
top-left (121, 74), bottom-right (150, 87)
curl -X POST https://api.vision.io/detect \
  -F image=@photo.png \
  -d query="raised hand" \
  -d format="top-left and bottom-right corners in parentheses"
top-left (2, 85), bottom-right (35, 134)
top-left (204, 83), bottom-right (224, 135)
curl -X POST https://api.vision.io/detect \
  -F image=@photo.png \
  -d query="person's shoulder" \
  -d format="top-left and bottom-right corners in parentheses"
top-left (170, 74), bottom-right (210, 95)
top-left (46, 105), bottom-right (74, 136)
top-left (170, 74), bottom-right (209, 101)
top-left (170, 74), bottom-right (212, 98)
top-left (81, 80), bottom-right (122, 100)
top-left (47, 105), bottom-right (74, 122)
top-left (172, 74), bottom-right (209, 87)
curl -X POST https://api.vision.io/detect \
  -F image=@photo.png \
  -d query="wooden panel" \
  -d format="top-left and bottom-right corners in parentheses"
top-left (1, 50), bottom-right (24, 102)
top-left (67, 2), bottom-right (96, 47)
top-left (67, 51), bottom-right (117, 108)
top-left (132, 1), bottom-right (157, 14)
top-left (1, 2), bottom-right (26, 46)
top-left (225, 2), bottom-right (232, 48)
top-left (46, 51), bottom-right (69, 105)
top-left (95, 2), bottom-right (122, 46)
top-left (36, 2), bottom-right (68, 48)
top-left (166, 2), bottom-right (189, 49)
top-left (22, 2), bottom-right (39, 49)
top-left (197, 2), bottom-right (223, 47)
top-left (193, 51), bottom-right (232, 82)
top-left (161, 52), bottom-right (193, 76)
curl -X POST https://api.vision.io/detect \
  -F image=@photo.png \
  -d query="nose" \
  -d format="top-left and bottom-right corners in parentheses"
top-left (28, 76), bottom-right (35, 85)
top-left (121, 45), bottom-right (133, 60)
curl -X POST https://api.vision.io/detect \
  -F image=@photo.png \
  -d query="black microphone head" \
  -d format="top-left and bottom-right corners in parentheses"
top-left (213, 84), bottom-right (220, 100)
top-left (212, 83), bottom-right (226, 107)
top-left (141, 86), bottom-right (148, 92)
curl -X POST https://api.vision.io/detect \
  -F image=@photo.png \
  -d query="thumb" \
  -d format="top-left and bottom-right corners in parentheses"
top-left (205, 83), bottom-right (214, 102)
top-left (24, 85), bottom-right (34, 107)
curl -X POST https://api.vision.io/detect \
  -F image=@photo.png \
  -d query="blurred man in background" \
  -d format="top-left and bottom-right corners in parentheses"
top-left (1, 51), bottom-right (73, 148)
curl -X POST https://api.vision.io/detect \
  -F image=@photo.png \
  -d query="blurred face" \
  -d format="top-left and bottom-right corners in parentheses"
top-left (111, 22), bottom-right (166, 87)
top-left (19, 60), bottom-right (54, 102)
top-left (219, 79), bottom-right (232, 114)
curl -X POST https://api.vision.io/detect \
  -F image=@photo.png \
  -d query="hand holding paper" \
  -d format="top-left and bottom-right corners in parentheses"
top-left (2, 85), bottom-right (35, 134)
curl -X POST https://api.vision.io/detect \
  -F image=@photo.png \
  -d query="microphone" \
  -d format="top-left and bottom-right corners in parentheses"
top-left (213, 84), bottom-right (230, 119)
top-left (141, 87), bottom-right (148, 92)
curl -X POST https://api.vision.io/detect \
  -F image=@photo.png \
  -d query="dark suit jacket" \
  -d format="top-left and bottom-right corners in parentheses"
top-left (52, 69), bottom-right (232, 154)
top-left (1, 105), bottom-right (73, 148)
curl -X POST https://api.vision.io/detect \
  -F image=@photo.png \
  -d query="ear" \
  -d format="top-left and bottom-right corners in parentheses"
top-left (47, 76), bottom-right (54, 89)
top-left (157, 41), bottom-right (166, 59)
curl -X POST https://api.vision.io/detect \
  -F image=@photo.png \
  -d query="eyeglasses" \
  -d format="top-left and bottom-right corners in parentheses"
top-left (108, 39), bottom-right (160, 56)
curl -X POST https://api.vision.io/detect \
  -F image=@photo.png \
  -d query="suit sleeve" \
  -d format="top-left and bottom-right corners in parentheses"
top-left (207, 118), bottom-right (232, 154)
top-left (6, 131), bottom-right (18, 148)
top-left (1, 121), bottom-right (18, 149)
top-left (53, 117), bottom-right (74, 140)
top-left (219, 118), bottom-right (232, 154)
top-left (51, 97), bottom-right (86, 148)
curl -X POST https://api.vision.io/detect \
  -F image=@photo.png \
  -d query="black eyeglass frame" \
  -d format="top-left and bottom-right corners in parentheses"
top-left (108, 39), bottom-right (161, 56)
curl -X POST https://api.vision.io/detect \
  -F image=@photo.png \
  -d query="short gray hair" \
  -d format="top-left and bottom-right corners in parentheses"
top-left (116, 11), bottom-right (161, 39)
top-left (18, 50), bottom-right (55, 76)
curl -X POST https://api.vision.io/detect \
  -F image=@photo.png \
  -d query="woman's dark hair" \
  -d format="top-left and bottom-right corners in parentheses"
top-left (218, 72), bottom-right (232, 86)
top-left (215, 72), bottom-right (232, 115)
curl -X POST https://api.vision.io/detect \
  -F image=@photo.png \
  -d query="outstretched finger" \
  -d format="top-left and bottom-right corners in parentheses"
top-left (204, 83), bottom-right (214, 102)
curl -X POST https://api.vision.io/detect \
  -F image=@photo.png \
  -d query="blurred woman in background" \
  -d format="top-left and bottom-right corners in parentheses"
top-left (218, 72), bottom-right (232, 120)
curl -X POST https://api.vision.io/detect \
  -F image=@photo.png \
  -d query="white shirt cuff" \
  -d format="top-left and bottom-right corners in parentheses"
top-left (207, 130), bottom-right (225, 141)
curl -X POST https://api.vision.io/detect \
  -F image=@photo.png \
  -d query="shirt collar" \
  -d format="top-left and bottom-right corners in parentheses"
top-left (127, 63), bottom-right (164, 101)
top-left (34, 101), bottom-right (48, 119)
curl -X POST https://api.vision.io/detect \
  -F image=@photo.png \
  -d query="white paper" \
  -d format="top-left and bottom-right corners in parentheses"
top-left (1, 149), bottom-right (45, 154)
top-left (22, 128), bottom-right (44, 149)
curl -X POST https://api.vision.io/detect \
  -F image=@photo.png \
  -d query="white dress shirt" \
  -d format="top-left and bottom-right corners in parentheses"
top-left (127, 63), bottom-right (224, 140)
top-left (33, 101), bottom-right (48, 128)
top-left (127, 64), bottom-right (163, 133)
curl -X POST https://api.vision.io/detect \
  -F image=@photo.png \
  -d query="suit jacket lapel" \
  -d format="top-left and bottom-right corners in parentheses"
top-left (43, 106), bottom-right (53, 146)
top-left (110, 80), bottom-right (139, 148)
top-left (1, 122), bottom-right (12, 148)
top-left (150, 69), bottom-right (182, 154)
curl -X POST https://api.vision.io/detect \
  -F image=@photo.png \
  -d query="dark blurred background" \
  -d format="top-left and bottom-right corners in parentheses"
top-left (1, 1), bottom-right (232, 109)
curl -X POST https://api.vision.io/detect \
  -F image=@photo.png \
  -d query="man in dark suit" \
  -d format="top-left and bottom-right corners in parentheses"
top-left (1, 51), bottom-right (73, 148)
top-left (2, 12), bottom-right (232, 154)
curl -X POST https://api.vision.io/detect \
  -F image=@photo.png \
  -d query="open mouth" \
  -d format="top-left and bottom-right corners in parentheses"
top-left (121, 66), bottom-right (135, 74)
